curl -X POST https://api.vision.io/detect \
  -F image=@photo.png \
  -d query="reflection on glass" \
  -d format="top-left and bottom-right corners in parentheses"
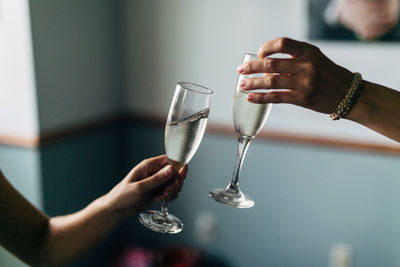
top-left (139, 82), bottom-right (213, 233)
top-left (210, 53), bottom-right (272, 208)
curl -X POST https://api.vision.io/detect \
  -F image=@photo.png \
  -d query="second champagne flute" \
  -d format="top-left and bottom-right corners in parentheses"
top-left (210, 53), bottom-right (272, 208)
top-left (139, 82), bottom-right (213, 233)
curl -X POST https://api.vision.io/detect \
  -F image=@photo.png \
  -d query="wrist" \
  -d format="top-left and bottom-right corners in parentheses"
top-left (92, 194), bottom-right (127, 221)
top-left (346, 80), bottom-right (371, 125)
top-left (330, 72), bottom-right (362, 120)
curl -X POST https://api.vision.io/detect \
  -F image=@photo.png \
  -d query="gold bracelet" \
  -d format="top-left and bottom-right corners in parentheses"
top-left (330, 72), bottom-right (363, 120)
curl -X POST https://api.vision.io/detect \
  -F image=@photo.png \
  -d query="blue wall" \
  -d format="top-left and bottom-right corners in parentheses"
top-left (124, 123), bottom-right (400, 267)
top-left (1, 123), bottom-right (400, 267)
top-left (0, 145), bottom-right (41, 267)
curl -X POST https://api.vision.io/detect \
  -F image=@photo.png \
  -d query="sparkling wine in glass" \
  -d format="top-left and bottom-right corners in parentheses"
top-left (210, 53), bottom-right (272, 208)
top-left (139, 82), bottom-right (213, 233)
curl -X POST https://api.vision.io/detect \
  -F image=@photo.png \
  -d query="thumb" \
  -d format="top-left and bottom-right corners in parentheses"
top-left (139, 165), bottom-right (174, 191)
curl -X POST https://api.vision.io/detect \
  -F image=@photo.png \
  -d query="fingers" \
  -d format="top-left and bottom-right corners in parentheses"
top-left (153, 164), bottom-right (188, 202)
top-left (141, 155), bottom-right (169, 176)
top-left (247, 90), bottom-right (297, 105)
top-left (239, 74), bottom-right (297, 91)
top-left (155, 176), bottom-right (184, 202)
top-left (128, 155), bottom-right (168, 181)
top-left (137, 165), bottom-right (175, 191)
top-left (257, 37), bottom-right (310, 59)
top-left (178, 165), bottom-right (188, 179)
top-left (238, 58), bottom-right (301, 75)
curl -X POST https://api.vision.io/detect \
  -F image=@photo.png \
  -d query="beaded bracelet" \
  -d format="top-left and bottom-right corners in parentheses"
top-left (330, 72), bottom-right (363, 120)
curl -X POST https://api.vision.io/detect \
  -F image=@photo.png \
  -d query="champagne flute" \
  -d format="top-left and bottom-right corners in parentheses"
top-left (210, 53), bottom-right (272, 208)
top-left (139, 82), bottom-right (213, 233)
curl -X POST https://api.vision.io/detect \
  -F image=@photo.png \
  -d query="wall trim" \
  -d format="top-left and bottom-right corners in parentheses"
top-left (206, 124), bottom-right (400, 156)
top-left (0, 134), bottom-right (39, 148)
top-left (1, 113), bottom-right (399, 156)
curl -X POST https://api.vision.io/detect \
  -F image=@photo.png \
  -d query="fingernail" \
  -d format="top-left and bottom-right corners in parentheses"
top-left (237, 64), bottom-right (243, 73)
top-left (163, 165), bottom-right (174, 177)
top-left (239, 80), bottom-right (245, 87)
top-left (247, 94), bottom-right (255, 101)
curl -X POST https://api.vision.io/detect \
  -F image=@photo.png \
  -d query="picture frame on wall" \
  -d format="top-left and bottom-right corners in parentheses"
top-left (308, 0), bottom-right (400, 42)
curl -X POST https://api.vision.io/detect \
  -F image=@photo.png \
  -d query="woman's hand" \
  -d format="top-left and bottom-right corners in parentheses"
top-left (237, 37), bottom-right (400, 142)
top-left (237, 37), bottom-right (353, 115)
top-left (103, 155), bottom-right (187, 217)
top-left (0, 156), bottom-right (188, 266)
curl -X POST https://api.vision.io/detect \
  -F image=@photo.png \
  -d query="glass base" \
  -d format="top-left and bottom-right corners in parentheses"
top-left (139, 210), bottom-right (183, 234)
top-left (209, 187), bottom-right (255, 208)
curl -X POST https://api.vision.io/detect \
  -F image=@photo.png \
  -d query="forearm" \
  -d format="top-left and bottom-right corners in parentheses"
top-left (1, 156), bottom-right (180, 266)
top-left (347, 80), bottom-right (400, 142)
top-left (40, 196), bottom-right (126, 266)
top-left (0, 171), bottom-right (50, 265)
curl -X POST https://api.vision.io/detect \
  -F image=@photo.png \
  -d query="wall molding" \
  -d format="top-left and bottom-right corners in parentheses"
top-left (1, 113), bottom-right (399, 156)
top-left (0, 134), bottom-right (39, 149)
top-left (207, 124), bottom-right (400, 156)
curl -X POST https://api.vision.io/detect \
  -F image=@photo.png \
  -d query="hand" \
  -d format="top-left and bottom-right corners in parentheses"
top-left (237, 37), bottom-right (354, 114)
top-left (103, 155), bottom-right (187, 217)
top-left (338, 0), bottom-right (400, 40)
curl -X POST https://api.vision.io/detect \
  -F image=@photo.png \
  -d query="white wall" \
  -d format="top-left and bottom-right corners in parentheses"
top-left (3, 0), bottom-right (397, 146)
top-left (0, 0), bottom-right (121, 140)
top-left (0, 0), bottom-right (39, 140)
top-left (0, 1), bottom-right (119, 265)
top-left (29, 0), bottom-right (120, 134)
top-left (121, 0), bottom-right (306, 114)
top-left (121, 0), bottom-right (400, 147)
top-left (0, 3), bottom-right (40, 265)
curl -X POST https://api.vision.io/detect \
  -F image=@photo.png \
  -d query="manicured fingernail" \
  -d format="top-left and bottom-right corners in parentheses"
top-left (247, 94), bottom-right (255, 101)
top-left (237, 64), bottom-right (243, 73)
top-left (239, 80), bottom-right (245, 87)
top-left (163, 165), bottom-right (174, 177)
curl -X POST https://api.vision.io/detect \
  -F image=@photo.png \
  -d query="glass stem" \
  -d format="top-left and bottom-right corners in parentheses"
top-left (161, 200), bottom-right (168, 214)
top-left (228, 135), bottom-right (252, 192)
